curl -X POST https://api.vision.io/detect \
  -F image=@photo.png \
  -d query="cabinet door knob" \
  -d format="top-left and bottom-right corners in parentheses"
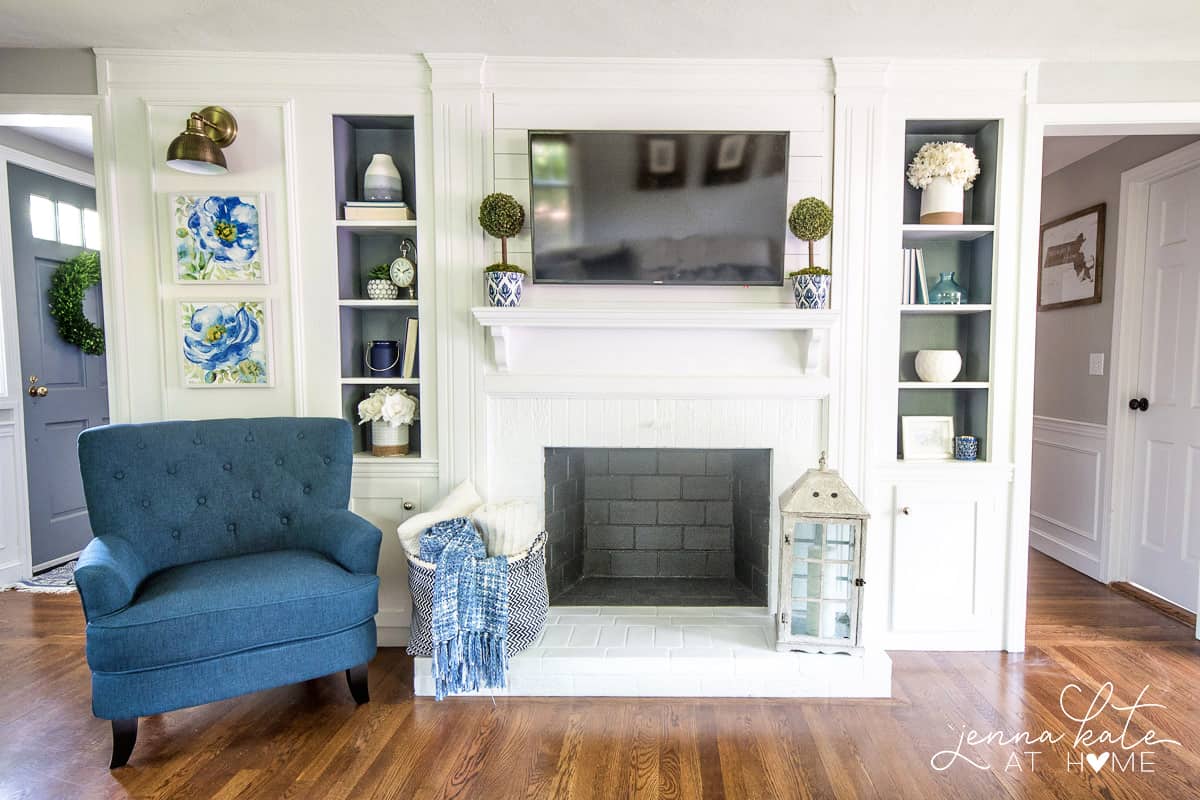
top-left (900, 506), bottom-right (911, 516)
top-left (402, 501), bottom-right (415, 511)
top-left (1128, 397), bottom-right (1149, 412)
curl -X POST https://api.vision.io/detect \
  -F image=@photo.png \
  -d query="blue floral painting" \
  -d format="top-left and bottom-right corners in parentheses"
top-left (179, 301), bottom-right (270, 386)
top-left (171, 194), bottom-right (266, 282)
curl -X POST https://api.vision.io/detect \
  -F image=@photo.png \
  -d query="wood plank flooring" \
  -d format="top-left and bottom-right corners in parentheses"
top-left (2, 550), bottom-right (1199, 799)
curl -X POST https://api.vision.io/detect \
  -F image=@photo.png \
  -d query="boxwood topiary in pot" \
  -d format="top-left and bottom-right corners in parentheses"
top-left (786, 197), bottom-right (834, 309)
top-left (479, 193), bottom-right (528, 306)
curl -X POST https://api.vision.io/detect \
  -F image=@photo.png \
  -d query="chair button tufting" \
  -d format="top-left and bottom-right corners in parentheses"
top-left (167, 465), bottom-right (178, 475)
top-left (323, 456), bottom-right (331, 465)
top-left (297, 432), bottom-right (305, 440)
top-left (227, 523), bottom-right (237, 533)
top-left (223, 463), bottom-right (232, 472)
top-left (252, 490), bottom-right (261, 500)
top-left (136, 442), bottom-right (146, 450)
top-left (280, 515), bottom-right (290, 526)
top-left (113, 471), bottom-right (124, 480)
top-left (197, 496), bottom-right (207, 506)
top-left (141, 499), bottom-right (151, 508)
top-left (193, 437), bottom-right (202, 445)
top-left (275, 458), bottom-right (284, 466)
top-left (171, 529), bottom-right (181, 540)
top-left (303, 485), bottom-right (312, 495)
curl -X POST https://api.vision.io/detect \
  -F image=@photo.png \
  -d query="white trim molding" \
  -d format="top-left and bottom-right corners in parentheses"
top-left (1029, 415), bottom-right (1107, 581)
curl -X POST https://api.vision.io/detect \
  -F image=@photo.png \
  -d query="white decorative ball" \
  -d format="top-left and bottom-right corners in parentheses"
top-left (915, 349), bottom-right (963, 383)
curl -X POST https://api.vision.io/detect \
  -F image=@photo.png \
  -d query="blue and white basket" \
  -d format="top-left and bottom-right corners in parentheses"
top-left (406, 532), bottom-right (548, 658)
top-left (486, 270), bottom-right (525, 307)
top-left (792, 273), bottom-right (831, 309)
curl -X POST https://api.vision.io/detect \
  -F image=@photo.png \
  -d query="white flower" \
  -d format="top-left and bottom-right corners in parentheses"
top-left (907, 142), bottom-right (981, 190)
top-left (357, 386), bottom-right (418, 426)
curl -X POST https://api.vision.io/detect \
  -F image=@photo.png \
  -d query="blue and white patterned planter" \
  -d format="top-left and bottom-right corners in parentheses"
top-left (791, 274), bottom-right (831, 309)
top-left (486, 270), bottom-right (525, 307)
top-left (954, 435), bottom-right (979, 461)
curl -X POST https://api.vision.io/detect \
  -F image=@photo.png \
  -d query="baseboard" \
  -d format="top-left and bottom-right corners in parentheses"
top-left (1109, 582), bottom-right (1197, 627)
top-left (377, 624), bottom-right (410, 647)
top-left (1030, 527), bottom-right (1104, 582)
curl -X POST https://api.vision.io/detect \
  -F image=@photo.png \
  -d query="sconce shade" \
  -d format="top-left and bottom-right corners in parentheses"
top-left (165, 106), bottom-right (238, 175)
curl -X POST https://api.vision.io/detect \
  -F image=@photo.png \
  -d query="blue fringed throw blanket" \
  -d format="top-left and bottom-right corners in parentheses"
top-left (419, 516), bottom-right (510, 700)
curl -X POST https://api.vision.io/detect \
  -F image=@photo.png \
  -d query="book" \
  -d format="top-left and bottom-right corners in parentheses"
top-left (902, 248), bottom-right (913, 304)
top-left (402, 317), bottom-right (418, 379)
top-left (915, 249), bottom-right (929, 304)
top-left (343, 203), bottom-right (413, 221)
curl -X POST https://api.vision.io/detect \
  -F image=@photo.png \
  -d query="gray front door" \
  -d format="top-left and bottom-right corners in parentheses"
top-left (8, 163), bottom-right (108, 567)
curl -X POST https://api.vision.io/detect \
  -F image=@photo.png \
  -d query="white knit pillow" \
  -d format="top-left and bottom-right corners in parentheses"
top-left (397, 480), bottom-right (484, 556)
top-left (472, 499), bottom-right (540, 557)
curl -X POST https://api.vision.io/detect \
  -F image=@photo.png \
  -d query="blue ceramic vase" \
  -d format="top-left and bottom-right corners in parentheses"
top-left (486, 270), bottom-right (524, 307)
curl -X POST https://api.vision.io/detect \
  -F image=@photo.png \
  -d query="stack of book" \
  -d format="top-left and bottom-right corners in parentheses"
top-left (900, 248), bottom-right (928, 304)
top-left (344, 201), bottom-right (412, 222)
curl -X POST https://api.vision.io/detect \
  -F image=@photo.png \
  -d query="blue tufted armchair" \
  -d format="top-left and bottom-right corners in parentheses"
top-left (74, 417), bottom-right (381, 768)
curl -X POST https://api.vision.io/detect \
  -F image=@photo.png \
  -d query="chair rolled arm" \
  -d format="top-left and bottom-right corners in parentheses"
top-left (299, 510), bottom-right (382, 575)
top-left (74, 536), bottom-right (149, 620)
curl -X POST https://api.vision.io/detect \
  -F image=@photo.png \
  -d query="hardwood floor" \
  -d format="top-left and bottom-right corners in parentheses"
top-left (2, 550), bottom-right (1199, 799)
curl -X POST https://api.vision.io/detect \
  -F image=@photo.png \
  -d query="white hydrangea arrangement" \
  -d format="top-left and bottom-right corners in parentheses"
top-left (906, 142), bottom-right (981, 190)
top-left (357, 387), bottom-right (417, 428)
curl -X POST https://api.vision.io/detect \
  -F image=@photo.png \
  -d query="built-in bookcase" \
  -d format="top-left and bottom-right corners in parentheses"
top-left (332, 115), bottom-right (424, 459)
top-left (896, 119), bottom-right (999, 461)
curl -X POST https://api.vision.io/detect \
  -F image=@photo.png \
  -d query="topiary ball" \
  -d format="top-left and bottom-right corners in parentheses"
top-left (478, 193), bottom-right (525, 239)
top-left (788, 197), bottom-right (834, 242)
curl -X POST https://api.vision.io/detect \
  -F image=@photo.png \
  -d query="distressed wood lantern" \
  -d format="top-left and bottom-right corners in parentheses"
top-left (776, 453), bottom-right (869, 653)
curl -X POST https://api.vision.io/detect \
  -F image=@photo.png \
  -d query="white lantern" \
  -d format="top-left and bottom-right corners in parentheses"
top-left (776, 453), bottom-right (869, 653)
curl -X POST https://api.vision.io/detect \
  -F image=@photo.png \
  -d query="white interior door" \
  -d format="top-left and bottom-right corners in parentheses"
top-left (1127, 161), bottom-right (1200, 613)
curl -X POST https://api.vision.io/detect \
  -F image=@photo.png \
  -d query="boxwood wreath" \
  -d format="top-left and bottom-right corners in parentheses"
top-left (48, 250), bottom-right (105, 355)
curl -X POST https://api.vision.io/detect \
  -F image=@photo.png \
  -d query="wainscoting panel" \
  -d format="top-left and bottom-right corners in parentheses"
top-left (1030, 415), bottom-right (1107, 581)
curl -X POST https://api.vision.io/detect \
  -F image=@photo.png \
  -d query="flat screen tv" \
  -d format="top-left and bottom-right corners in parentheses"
top-left (529, 131), bottom-right (789, 285)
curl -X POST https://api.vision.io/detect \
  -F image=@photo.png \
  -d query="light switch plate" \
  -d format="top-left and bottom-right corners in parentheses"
top-left (1089, 353), bottom-right (1105, 376)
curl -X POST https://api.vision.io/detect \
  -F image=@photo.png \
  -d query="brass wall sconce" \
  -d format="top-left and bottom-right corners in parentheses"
top-left (165, 106), bottom-right (238, 174)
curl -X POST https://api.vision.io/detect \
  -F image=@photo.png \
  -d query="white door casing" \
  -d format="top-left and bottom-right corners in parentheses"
top-left (1126, 161), bottom-right (1200, 612)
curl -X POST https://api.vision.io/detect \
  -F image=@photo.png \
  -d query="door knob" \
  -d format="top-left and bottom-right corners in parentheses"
top-left (402, 501), bottom-right (415, 511)
top-left (900, 506), bottom-right (912, 516)
top-left (27, 376), bottom-right (48, 398)
top-left (1128, 397), bottom-right (1149, 412)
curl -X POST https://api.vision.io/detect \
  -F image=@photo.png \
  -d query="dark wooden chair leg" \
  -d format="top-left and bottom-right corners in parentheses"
top-left (109, 718), bottom-right (138, 769)
top-left (346, 663), bottom-right (370, 705)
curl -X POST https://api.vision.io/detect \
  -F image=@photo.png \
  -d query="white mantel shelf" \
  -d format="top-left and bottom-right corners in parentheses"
top-left (471, 305), bottom-right (839, 373)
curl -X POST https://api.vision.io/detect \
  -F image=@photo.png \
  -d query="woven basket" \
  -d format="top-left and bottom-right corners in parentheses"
top-left (405, 532), bottom-right (549, 658)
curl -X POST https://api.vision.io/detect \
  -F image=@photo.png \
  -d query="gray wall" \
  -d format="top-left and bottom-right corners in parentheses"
top-left (0, 127), bottom-right (93, 174)
top-left (0, 49), bottom-right (97, 95)
top-left (1035, 134), bottom-right (1200, 424)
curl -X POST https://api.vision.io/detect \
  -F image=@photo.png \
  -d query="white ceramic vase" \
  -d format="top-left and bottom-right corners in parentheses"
top-left (364, 153), bottom-right (403, 202)
top-left (919, 176), bottom-right (964, 224)
top-left (366, 279), bottom-right (399, 300)
top-left (915, 349), bottom-right (963, 383)
top-left (371, 419), bottom-right (410, 457)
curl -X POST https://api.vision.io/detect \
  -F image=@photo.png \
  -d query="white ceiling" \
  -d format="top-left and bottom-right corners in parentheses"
top-left (1041, 136), bottom-right (1125, 177)
top-left (0, 0), bottom-right (1198, 59)
top-left (0, 114), bottom-right (93, 157)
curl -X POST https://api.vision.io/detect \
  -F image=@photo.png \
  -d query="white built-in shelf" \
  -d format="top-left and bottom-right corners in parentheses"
top-left (337, 299), bottom-right (419, 309)
top-left (899, 304), bottom-right (992, 315)
top-left (471, 305), bottom-right (840, 374)
top-left (352, 451), bottom-right (439, 477)
top-left (898, 381), bottom-right (989, 390)
top-left (335, 219), bottom-right (417, 234)
top-left (901, 224), bottom-right (994, 242)
top-left (340, 377), bottom-right (419, 386)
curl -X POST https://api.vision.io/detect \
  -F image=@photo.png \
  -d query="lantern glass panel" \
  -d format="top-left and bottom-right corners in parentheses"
top-left (791, 601), bottom-right (821, 637)
top-left (822, 600), bottom-right (852, 640)
top-left (824, 522), bottom-right (856, 561)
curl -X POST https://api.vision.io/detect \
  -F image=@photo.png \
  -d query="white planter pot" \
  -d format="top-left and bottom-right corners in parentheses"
top-left (486, 270), bottom-right (525, 307)
top-left (919, 176), bottom-right (965, 224)
top-left (366, 279), bottom-right (399, 300)
top-left (371, 420), bottom-right (410, 457)
top-left (364, 153), bottom-right (403, 202)
top-left (791, 273), bottom-right (831, 309)
top-left (915, 349), bottom-right (963, 383)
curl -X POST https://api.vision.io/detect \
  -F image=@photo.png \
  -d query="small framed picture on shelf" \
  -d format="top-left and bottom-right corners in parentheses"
top-left (1038, 203), bottom-right (1105, 311)
top-left (901, 415), bottom-right (955, 460)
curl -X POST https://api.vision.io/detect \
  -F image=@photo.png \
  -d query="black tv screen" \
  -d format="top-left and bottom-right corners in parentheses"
top-left (529, 131), bottom-right (789, 285)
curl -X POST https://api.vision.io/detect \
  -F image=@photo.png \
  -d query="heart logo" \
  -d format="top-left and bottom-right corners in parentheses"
top-left (1086, 752), bottom-right (1110, 772)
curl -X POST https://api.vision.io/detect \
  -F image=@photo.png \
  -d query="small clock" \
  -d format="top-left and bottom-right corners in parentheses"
top-left (389, 240), bottom-right (416, 298)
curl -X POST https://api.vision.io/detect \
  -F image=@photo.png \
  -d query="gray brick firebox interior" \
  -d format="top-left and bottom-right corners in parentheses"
top-left (543, 448), bottom-right (771, 606)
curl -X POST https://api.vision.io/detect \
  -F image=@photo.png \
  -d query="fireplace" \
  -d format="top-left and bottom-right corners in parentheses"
top-left (543, 448), bottom-right (771, 606)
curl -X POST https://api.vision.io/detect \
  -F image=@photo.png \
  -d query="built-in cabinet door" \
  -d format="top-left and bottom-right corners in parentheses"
top-left (886, 481), bottom-right (1004, 649)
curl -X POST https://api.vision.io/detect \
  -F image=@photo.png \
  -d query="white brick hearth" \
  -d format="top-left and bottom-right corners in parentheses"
top-left (413, 606), bottom-right (892, 698)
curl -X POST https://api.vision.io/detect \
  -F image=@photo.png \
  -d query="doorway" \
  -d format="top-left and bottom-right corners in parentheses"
top-left (1029, 131), bottom-right (1200, 624)
top-left (0, 113), bottom-right (110, 576)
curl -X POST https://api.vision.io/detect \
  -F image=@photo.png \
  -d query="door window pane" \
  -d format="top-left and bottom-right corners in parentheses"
top-left (57, 202), bottom-right (82, 246)
top-left (29, 195), bottom-right (56, 240)
top-left (83, 208), bottom-right (102, 250)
